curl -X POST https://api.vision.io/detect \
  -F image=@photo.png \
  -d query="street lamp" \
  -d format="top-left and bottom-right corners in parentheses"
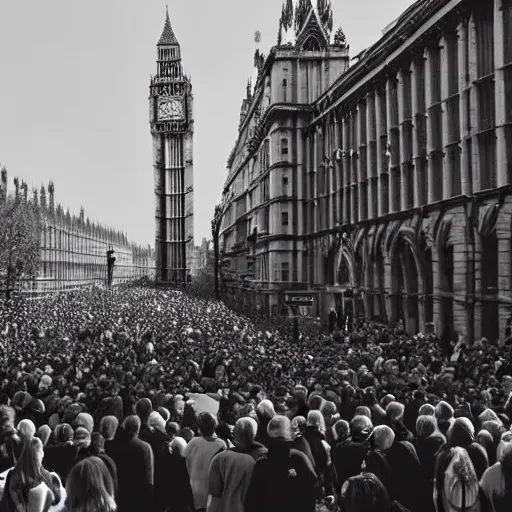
top-left (106, 246), bottom-right (116, 288)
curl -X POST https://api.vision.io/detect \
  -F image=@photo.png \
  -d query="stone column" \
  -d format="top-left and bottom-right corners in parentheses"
top-left (424, 48), bottom-right (437, 203)
top-left (458, 19), bottom-right (471, 196)
top-left (440, 36), bottom-right (452, 199)
top-left (313, 128), bottom-right (319, 235)
top-left (333, 113), bottom-right (341, 225)
top-left (342, 118), bottom-right (350, 224)
top-left (366, 91), bottom-right (375, 219)
top-left (296, 125), bottom-right (304, 236)
top-left (385, 77), bottom-right (396, 213)
top-left (495, 0), bottom-right (509, 187)
top-left (397, 68), bottom-right (408, 210)
top-left (412, 56), bottom-right (425, 207)
top-left (355, 105), bottom-right (363, 222)
top-left (375, 89), bottom-right (384, 216)
top-left (468, 14), bottom-right (481, 192)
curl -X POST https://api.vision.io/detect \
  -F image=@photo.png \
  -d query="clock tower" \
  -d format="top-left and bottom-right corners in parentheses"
top-left (150, 8), bottom-right (194, 282)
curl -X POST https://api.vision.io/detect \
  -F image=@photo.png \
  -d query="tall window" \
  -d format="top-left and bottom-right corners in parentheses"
top-left (428, 45), bottom-right (443, 201)
top-left (281, 138), bottom-right (289, 158)
top-left (281, 211), bottom-right (289, 226)
top-left (476, 5), bottom-right (496, 190)
top-left (281, 261), bottom-right (290, 282)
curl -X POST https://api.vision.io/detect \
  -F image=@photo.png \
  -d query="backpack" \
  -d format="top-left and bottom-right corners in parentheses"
top-left (443, 455), bottom-right (480, 512)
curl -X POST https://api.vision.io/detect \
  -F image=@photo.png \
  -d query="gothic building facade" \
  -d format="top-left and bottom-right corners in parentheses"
top-left (219, 0), bottom-right (512, 343)
top-left (0, 171), bottom-right (155, 295)
top-left (149, 9), bottom-right (194, 283)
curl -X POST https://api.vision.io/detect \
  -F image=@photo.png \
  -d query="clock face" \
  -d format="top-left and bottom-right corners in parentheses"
top-left (158, 99), bottom-right (184, 121)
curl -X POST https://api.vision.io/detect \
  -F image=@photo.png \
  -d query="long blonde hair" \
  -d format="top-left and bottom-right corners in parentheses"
top-left (65, 457), bottom-right (116, 512)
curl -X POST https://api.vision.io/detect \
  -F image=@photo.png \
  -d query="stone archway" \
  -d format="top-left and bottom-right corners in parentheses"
top-left (390, 228), bottom-right (425, 333)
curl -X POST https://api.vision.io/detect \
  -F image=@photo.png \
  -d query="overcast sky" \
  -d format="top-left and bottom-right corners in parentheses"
top-left (0, 0), bottom-right (414, 246)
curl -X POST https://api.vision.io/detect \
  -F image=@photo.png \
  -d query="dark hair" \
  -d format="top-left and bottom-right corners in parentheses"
top-left (197, 412), bottom-right (217, 437)
top-left (341, 473), bottom-right (391, 512)
top-left (65, 456), bottom-right (116, 512)
top-left (123, 416), bottom-right (140, 437)
top-left (135, 398), bottom-right (152, 423)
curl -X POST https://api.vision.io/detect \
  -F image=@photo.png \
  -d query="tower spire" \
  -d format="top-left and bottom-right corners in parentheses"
top-left (158, 7), bottom-right (178, 46)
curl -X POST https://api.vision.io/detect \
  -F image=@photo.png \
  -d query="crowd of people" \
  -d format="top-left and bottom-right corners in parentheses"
top-left (0, 285), bottom-right (511, 511)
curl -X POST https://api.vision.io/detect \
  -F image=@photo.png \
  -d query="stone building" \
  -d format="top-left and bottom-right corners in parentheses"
top-left (191, 238), bottom-right (211, 277)
top-left (218, 0), bottom-right (512, 343)
top-left (149, 8), bottom-right (194, 283)
top-left (0, 172), bottom-right (155, 295)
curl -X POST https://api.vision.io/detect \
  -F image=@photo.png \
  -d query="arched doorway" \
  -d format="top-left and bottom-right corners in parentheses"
top-left (354, 245), bottom-right (366, 319)
top-left (440, 245), bottom-right (454, 338)
top-left (375, 246), bottom-right (387, 322)
top-left (391, 236), bottom-right (421, 333)
top-left (481, 231), bottom-right (499, 342)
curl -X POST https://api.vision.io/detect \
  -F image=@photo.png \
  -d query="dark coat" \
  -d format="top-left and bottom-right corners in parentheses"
top-left (386, 440), bottom-right (434, 512)
top-left (245, 439), bottom-right (320, 512)
top-left (415, 433), bottom-right (445, 487)
top-left (331, 438), bottom-right (370, 493)
top-left (366, 448), bottom-right (396, 500)
top-left (112, 430), bottom-right (154, 512)
top-left (43, 444), bottom-right (78, 484)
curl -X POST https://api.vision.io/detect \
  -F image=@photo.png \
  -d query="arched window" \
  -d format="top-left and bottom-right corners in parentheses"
top-left (302, 36), bottom-right (321, 51)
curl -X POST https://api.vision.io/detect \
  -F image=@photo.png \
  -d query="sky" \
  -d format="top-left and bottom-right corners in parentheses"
top-left (0, 0), bottom-right (414, 247)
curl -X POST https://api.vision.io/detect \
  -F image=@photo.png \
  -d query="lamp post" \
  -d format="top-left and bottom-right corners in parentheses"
top-left (106, 246), bottom-right (116, 288)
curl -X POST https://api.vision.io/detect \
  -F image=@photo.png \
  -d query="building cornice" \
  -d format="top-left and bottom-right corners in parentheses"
top-left (309, 0), bottom-right (464, 126)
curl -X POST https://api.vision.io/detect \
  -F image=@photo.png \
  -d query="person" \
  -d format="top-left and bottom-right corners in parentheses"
top-left (415, 415), bottom-right (446, 489)
top-left (332, 415), bottom-right (373, 491)
top-left (43, 424), bottom-right (77, 485)
top-left (303, 410), bottom-right (336, 506)
top-left (339, 472), bottom-right (391, 512)
top-left (435, 446), bottom-right (480, 512)
top-left (480, 442), bottom-right (512, 511)
top-left (64, 456), bottom-right (116, 512)
top-left (2, 437), bottom-right (63, 512)
top-left (328, 308), bottom-right (337, 335)
top-left (184, 412), bottom-right (226, 512)
top-left (207, 417), bottom-right (266, 512)
top-left (244, 415), bottom-right (320, 512)
top-left (114, 415), bottom-right (154, 512)
top-left (365, 425), bottom-right (396, 500)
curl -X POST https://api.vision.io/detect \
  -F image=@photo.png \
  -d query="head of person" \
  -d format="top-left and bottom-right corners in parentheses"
top-left (36, 425), bottom-right (51, 448)
top-left (135, 398), bottom-right (153, 424)
top-left (197, 412), bottom-right (217, 438)
top-left (354, 405), bottom-right (372, 419)
top-left (123, 415), bottom-right (141, 438)
top-left (99, 416), bottom-right (119, 441)
top-left (267, 415), bottom-right (292, 441)
top-left (340, 473), bottom-right (391, 512)
top-left (17, 419), bottom-right (36, 442)
top-left (386, 402), bottom-right (404, 422)
top-left (54, 423), bottom-right (74, 445)
top-left (148, 411), bottom-right (166, 432)
top-left (74, 427), bottom-right (91, 449)
top-left (165, 421), bottom-right (180, 439)
top-left (76, 412), bottom-right (94, 433)
top-left (416, 415), bottom-right (438, 439)
top-left (372, 425), bottom-right (395, 451)
top-left (350, 415), bottom-right (373, 442)
top-left (256, 400), bottom-right (275, 421)
top-left (493, 442), bottom-right (512, 510)
top-left (233, 417), bottom-right (258, 450)
top-left (418, 403), bottom-right (436, 416)
top-left (14, 437), bottom-right (44, 482)
top-left (291, 416), bottom-right (307, 439)
top-left (65, 456), bottom-right (116, 512)
top-left (294, 385), bottom-right (308, 404)
top-left (307, 410), bottom-right (326, 435)
top-left (332, 419), bottom-right (350, 443)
